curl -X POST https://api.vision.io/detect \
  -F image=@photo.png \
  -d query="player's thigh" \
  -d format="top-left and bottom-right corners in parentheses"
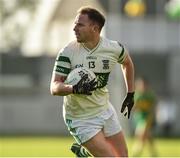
top-left (82, 130), bottom-right (115, 157)
top-left (106, 131), bottom-right (128, 157)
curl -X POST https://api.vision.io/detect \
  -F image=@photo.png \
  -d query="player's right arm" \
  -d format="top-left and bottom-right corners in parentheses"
top-left (50, 73), bottom-right (73, 96)
top-left (50, 45), bottom-right (73, 96)
top-left (50, 71), bottom-right (97, 96)
top-left (50, 42), bottom-right (97, 96)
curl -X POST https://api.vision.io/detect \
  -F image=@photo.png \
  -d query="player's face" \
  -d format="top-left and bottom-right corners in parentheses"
top-left (73, 14), bottom-right (95, 43)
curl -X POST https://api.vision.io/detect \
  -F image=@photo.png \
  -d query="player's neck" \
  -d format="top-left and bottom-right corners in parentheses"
top-left (83, 36), bottom-right (100, 50)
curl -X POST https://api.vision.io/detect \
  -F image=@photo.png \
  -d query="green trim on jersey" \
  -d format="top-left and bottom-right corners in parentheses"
top-left (118, 42), bottom-right (125, 63)
top-left (82, 38), bottom-right (102, 54)
top-left (56, 56), bottom-right (71, 63)
top-left (82, 44), bottom-right (90, 52)
top-left (95, 72), bottom-right (110, 88)
top-left (90, 43), bottom-right (100, 54)
top-left (55, 61), bottom-right (70, 69)
top-left (119, 45), bottom-right (124, 59)
top-left (55, 65), bottom-right (71, 74)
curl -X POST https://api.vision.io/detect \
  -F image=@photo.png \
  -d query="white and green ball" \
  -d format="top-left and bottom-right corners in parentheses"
top-left (65, 67), bottom-right (96, 86)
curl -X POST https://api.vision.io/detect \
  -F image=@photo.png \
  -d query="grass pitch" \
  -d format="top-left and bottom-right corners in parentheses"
top-left (0, 136), bottom-right (180, 157)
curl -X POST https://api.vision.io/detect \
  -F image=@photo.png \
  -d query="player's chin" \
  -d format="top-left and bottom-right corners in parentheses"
top-left (76, 38), bottom-right (83, 43)
top-left (75, 36), bottom-right (83, 43)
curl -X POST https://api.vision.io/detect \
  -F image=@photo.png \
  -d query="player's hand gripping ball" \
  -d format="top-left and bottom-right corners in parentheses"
top-left (65, 67), bottom-right (97, 95)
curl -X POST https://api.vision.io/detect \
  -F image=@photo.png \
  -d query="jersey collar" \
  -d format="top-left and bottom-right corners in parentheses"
top-left (82, 37), bottom-right (102, 54)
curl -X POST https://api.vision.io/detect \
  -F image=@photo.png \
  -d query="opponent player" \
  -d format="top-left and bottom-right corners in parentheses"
top-left (50, 6), bottom-right (135, 157)
top-left (132, 77), bottom-right (158, 157)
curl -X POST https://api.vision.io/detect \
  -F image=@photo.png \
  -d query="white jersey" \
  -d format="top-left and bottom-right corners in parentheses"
top-left (53, 37), bottom-right (128, 119)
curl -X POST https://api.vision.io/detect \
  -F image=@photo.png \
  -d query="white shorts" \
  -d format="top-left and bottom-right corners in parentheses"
top-left (64, 105), bottom-right (122, 144)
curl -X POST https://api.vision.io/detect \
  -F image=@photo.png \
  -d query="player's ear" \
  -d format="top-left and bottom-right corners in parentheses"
top-left (92, 24), bottom-right (100, 33)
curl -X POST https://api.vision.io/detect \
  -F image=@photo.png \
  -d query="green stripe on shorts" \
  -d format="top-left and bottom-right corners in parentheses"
top-left (66, 119), bottom-right (82, 144)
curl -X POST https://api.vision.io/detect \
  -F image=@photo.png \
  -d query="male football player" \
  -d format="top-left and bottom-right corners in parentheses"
top-left (50, 6), bottom-right (135, 157)
top-left (132, 77), bottom-right (158, 157)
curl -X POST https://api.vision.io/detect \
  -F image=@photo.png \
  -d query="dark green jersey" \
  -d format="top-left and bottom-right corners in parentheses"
top-left (135, 90), bottom-right (156, 113)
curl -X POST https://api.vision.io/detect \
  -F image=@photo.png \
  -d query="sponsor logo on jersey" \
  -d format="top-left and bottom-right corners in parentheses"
top-left (86, 56), bottom-right (97, 60)
top-left (102, 60), bottom-right (109, 69)
top-left (56, 67), bottom-right (65, 72)
top-left (75, 64), bottom-right (83, 68)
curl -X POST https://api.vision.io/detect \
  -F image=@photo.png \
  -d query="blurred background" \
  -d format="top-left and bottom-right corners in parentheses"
top-left (0, 0), bottom-right (180, 156)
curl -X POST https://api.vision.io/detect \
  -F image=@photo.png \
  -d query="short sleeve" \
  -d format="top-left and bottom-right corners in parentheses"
top-left (53, 47), bottom-right (71, 76)
top-left (117, 42), bottom-right (128, 64)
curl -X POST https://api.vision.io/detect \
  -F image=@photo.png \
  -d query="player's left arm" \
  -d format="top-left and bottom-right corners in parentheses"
top-left (120, 52), bottom-right (135, 118)
top-left (121, 53), bottom-right (135, 93)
